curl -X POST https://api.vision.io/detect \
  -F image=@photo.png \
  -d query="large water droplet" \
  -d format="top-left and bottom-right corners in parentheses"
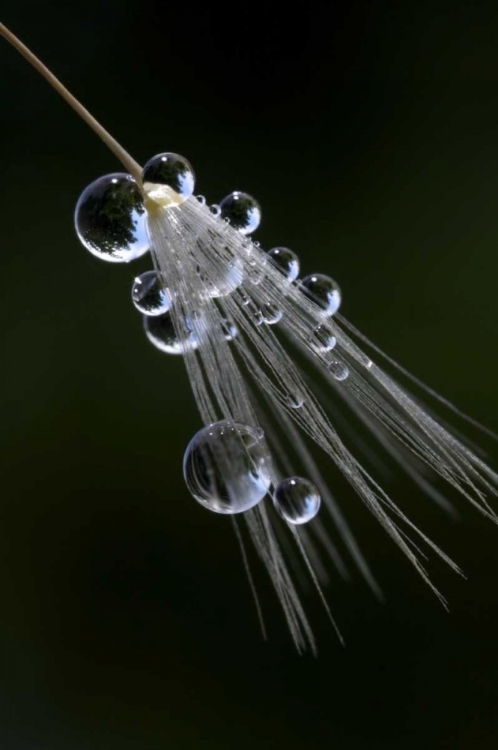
top-left (273, 477), bottom-right (321, 524)
top-left (219, 191), bottom-right (261, 234)
top-left (143, 310), bottom-right (198, 355)
top-left (183, 420), bottom-right (272, 514)
top-left (267, 247), bottom-right (300, 282)
top-left (300, 274), bottom-right (342, 316)
top-left (329, 360), bottom-right (349, 381)
top-left (132, 271), bottom-right (171, 316)
top-left (142, 153), bottom-right (195, 207)
top-left (75, 173), bottom-right (149, 263)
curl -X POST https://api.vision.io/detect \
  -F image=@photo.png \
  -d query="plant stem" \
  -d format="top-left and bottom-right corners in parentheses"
top-left (0, 22), bottom-right (143, 182)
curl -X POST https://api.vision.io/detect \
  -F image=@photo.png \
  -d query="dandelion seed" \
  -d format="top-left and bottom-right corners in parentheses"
top-left (3, 23), bottom-right (498, 654)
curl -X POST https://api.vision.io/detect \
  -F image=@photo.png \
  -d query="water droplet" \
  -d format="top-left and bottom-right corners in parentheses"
top-left (183, 420), bottom-right (272, 514)
top-left (143, 310), bottom-right (198, 355)
top-left (247, 258), bottom-right (265, 285)
top-left (300, 274), bottom-right (342, 316)
top-left (210, 204), bottom-right (221, 216)
top-left (131, 271), bottom-right (171, 316)
top-left (197, 257), bottom-right (244, 298)
top-left (142, 152), bottom-right (195, 207)
top-left (267, 247), bottom-right (300, 282)
top-left (221, 318), bottom-right (238, 341)
top-left (261, 302), bottom-right (282, 325)
top-left (240, 291), bottom-right (251, 306)
top-left (252, 308), bottom-right (264, 326)
top-left (286, 393), bottom-right (304, 409)
top-left (219, 191), bottom-right (261, 235)
top-left (74, 173), bottom-right (149, 263)
top-left (196, 195), bottom-right (206, 204)
top-left (312, 323), bottom-right (337, 352)
top-left (273, 477), bottom-right (321, 525)
top-left (329, 360), bottom-right (349, 381)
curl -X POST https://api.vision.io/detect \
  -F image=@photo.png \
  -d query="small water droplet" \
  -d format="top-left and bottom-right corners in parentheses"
top-left (131, 270), bottom-right (171, 316)
top-left (210, 204), bottom-right (221, 216)
top-left (267, 247), bottom-right (300, 282)
top-left (300, 274), bottom-right (342, 316)
top-left (142, 152), bottom-right (195, 206)
top-left (286, 393), bottom-right (304, 409)
top-left (219, 191), bottom-right (261, 235)
top-left (221, 318), bottom-right (238, 341)
top-left (240, 291), bottom-right (251, 306)
top-left (143, 310), bottom-right (198, 355)
top-left (183, 420), bottom-right (271, 514)
top-left (261, 302), bottom-right (282, 325)
top-left (329, 360), bottom-right (349, 381)
top-left (196, 195), bottom-right (206, 204)
top-left (312, 323), bottom-right (337, 352)
top-left (75, 173), bottom-right (149, 263)
top-left (273, 477), bottom-right (321, 524)
top-left (247, 258), bottom-right (265, 285)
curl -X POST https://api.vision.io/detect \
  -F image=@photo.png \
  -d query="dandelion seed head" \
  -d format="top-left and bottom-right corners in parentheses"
top-left (3, 17), bottom-right (498, 653)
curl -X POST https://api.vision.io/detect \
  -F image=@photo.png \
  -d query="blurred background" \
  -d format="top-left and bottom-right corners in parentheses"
top-left (1, 0), bottom-right (498, 747)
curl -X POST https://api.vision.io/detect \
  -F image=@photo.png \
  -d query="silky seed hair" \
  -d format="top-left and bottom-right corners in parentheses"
top-left (2, 22), bottom-right (498, 653)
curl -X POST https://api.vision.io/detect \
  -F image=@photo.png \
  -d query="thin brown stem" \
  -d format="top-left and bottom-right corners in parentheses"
top-left (0, 22), bottom-right (143, 182)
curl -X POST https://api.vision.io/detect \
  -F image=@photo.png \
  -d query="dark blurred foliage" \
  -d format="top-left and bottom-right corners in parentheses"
top-left (1, 1), bottom-right (498, 748)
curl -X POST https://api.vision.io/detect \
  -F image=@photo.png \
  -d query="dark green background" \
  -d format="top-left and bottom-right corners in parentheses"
top-left (1, 1), bottom-right (498, 747)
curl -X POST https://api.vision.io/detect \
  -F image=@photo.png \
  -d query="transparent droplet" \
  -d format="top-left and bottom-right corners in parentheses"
top-left (329, 360), bottom-right (349, 381)
top-left (239, 291), bottom-right (251, 306)
top-left (300, 274), bottom-right (342, 316)
top-left (261, 302), bottom-right (282, 325)
top-left (210, 204), bottom-right (221, 216)
top-left (131, 271), bottom-right (171, 316)
top-left (267, 247), bottom-right (300, 282)
top-left (219, 191), bottom-right (261, 235)
top-left (197, 257), bottom-right (244, 299)
top-left (75, 173), bottom-right (149, 263)
top-left (286, 393), bottom-right (304, 409)
top-left (312, 323), bottom-right (337, 352)
top-left (143, 310), bottom-right (198, 355)
top-left (273, 477), bottom-right (321, 525)
top-left (142, 152), bottom-right (195, 207)
top-left (247, 258), bottom-right (266, 285)
top-left (183, 420), bottom-right (272, 514)
top-left (251, 306), bottom-right (264, 326)
top-left (221, 318), bottom-right (238, 341)
top-left (196, 195), bottom-right (206, 204)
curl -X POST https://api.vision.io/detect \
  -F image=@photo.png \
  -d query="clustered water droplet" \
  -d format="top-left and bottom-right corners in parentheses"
top-left (131, 270), bottom-right (171, 316)
top-left (266, 247), bottom-right (300, 282)
top-left (75, 173), bottom-right (149, 263)
top-left (219, 191), bottom-right (261, 235)
top-left (183, 420), bottom-right (272, 514)
top-left (142, 152), bottom-right (195, 206)
top-left (300, 274), bottom-right (342, 316)
top-left (273, 477), bottom-right (321, 524)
